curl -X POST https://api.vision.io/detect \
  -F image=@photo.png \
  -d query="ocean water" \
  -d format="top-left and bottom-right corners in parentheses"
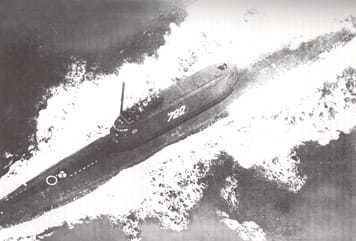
top-left (40, 130), bottom-right (355, 241)
top-left (0, 0), bottom-right (186, 173)
top-left (0, 0), bottom-right (355, 240)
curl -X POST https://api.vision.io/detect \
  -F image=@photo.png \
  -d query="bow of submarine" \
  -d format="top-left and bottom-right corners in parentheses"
top-left (0, 136), bottom-right (119, 228)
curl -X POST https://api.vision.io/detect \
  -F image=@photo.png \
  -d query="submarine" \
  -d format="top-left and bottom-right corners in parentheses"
top-left (0, 63), bottom-right (238, 228)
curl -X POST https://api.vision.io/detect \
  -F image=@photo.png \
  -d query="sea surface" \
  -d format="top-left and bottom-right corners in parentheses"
top-left (0, 0), bottom-right (186, 173)
top-left (0, 0), bottom-right (355, 241)
top-left (40, 130), bottom-right (355, 241)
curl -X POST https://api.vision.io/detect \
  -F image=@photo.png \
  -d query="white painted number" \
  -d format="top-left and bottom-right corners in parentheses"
top-left (167, 105), bottom-right (186, 122)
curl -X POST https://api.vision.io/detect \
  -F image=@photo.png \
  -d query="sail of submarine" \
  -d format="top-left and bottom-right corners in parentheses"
top-left (0, 63), bottom-right (238, 229)
top-left (110, 63), bottom-right (238, 148)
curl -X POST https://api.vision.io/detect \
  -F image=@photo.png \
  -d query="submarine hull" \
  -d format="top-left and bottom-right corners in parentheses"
top-left (0, 65), bottom-right (241, 229)
top-left (111, 64), bottom-right (238, 148)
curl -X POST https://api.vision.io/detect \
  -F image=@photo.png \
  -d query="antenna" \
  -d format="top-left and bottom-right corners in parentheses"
top-left (120, 81), bottom-right (125, 114)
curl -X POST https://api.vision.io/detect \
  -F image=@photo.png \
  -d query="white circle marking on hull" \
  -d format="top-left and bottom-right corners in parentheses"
top-left (46, 175), bottom-right (58, 186)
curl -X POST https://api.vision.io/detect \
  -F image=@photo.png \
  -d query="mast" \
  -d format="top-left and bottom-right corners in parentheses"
top-left (120, 81), bottom-right (125, 114)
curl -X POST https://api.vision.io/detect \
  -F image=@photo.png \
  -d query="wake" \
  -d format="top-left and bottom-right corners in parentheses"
top-left (0, 0), bottom-right (355, 240)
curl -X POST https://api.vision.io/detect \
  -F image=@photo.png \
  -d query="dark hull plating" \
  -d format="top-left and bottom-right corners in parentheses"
top-left (0, 64), bottom-right (239, 228)
top-left (112, 64), bottom-right (238, 147)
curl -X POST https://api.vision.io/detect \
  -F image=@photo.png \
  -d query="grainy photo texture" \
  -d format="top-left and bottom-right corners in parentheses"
top-left (0, 0), bottom-right (355, 241)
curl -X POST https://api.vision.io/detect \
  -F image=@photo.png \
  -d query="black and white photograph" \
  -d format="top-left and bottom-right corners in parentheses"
top-left (0, 0), bottom-right (355, 240)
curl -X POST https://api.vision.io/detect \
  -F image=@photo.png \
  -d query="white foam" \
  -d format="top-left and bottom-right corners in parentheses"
top-left (220, 218), bottom-right (267, 241)
top-left (0, 0), bottom-right (355, 240)
top-left (0, 0), bottom-right (354, 199)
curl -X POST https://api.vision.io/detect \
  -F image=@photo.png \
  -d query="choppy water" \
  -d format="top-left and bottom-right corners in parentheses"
top-left (0, 0), bottom-right (355, 240)
top-left (40, 130), bottom-right (355, 241)
top-left (0, 0), bottom-right (186, 172)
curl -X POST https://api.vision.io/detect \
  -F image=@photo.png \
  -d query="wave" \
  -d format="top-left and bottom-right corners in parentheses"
top-left (0, 0), bottom-right (355, 240)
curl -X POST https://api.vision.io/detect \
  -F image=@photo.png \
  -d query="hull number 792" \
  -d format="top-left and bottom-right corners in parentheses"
top-left (167, 105), bottom-right (186, 122)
